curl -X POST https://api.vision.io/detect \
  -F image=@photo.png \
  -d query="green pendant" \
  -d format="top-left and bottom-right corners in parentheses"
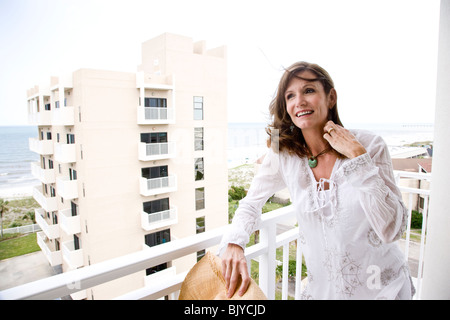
top-left (308, 157), bottom-right (318, 168)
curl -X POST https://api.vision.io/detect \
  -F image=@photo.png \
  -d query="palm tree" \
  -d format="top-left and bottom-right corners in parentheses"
top-left (0, 198), bottom-right (9, 238)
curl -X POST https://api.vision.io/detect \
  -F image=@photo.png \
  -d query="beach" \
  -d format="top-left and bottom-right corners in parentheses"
top-left (0, 184), bottom-right (38, 200)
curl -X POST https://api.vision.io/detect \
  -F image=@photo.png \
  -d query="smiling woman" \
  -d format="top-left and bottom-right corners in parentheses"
top-left (219, 60), bottom-right (415, 300)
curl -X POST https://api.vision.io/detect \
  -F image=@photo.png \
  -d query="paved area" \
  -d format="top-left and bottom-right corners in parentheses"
top-left (0, 251), bottom-right (57, 291)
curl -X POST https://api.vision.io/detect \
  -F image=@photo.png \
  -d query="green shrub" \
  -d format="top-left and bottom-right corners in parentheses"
top-left (411, 210), bottom-right (423, 229)
top-left (276, 259), bottom-right (307, 279)
top-left (228, 186), bottom-right (246, 201)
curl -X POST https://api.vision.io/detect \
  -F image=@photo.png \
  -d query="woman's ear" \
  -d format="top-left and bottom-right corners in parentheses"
top-left (328, 88), bottom-right (337, 108)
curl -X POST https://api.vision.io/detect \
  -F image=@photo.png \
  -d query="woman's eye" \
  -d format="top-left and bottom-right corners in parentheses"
top-left (286, 93), bottom-right (294, 100)
top-left (305, 88), bottom-right (315, 94)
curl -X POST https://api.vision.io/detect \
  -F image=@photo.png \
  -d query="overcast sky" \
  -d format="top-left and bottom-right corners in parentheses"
top-left (0, 0), bottom-right (441, 126)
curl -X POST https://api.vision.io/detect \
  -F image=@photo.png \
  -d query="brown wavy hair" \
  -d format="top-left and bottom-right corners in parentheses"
top-left (266, 61), bottom-right (343, 158)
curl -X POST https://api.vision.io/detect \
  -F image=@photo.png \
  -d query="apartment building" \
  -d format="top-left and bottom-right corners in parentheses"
top-left (27, 33), bottom-right (228, 299)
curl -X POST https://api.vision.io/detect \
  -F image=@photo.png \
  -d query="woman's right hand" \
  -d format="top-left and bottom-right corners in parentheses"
top-left (221, 243), bottom-right (251, 298)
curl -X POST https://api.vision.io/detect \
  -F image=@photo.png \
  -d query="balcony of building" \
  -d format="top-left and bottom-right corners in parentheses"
top-left (30, 162), bottom-right (56, 184)
top-left (52, 106), bottom-right (75, 126)
top-left (35, 208), bottom-right (60, 240)
top-left (0, 170), bottom-right (435, 300)
top-left (29, 138), bottom-right (53, 156)
top-left (139, 175), bottom-right (177, 197)
top-left (28, 110), bottom-right (52, 126)
top-left (141, 206), bottom-right (178, 231)
top-left (138, 141), bottom-right (176, 161)
top-left (54, 143), bottom-right (76, 163)
top-left (36, 231), bottom-right (62, 267)
top-left (59, 208), bottom-right (81, 235)
top-left (56, 176), bottom-right (78, 200)
top-left (62, 240), bottom-right (84, 270)
top-left (136, 72), bottom-right (175, 125)
top-left (137, 106), bottom-right (175, 125)
top-left (33, 186), bottom-right (58, 213)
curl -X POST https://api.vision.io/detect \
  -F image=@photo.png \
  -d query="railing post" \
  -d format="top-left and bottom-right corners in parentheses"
top-left (258, 223), bottom-right (276, 300)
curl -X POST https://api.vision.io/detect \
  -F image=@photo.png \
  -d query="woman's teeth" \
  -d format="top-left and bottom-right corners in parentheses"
top-left (296, 110), bottom-right (313, 117)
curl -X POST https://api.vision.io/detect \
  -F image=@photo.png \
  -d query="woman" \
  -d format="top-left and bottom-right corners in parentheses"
top-left (219, 61), bottom-right (415, 300)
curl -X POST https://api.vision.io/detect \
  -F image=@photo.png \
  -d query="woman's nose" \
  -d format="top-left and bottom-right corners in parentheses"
top-left (295, 94), bottom-right (306, 107)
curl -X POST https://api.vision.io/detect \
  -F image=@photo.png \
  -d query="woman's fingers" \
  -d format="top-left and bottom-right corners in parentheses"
top-left (323, 121), bottom-right (366, 159)
top-left (221, 244), bottom-right (251, 298)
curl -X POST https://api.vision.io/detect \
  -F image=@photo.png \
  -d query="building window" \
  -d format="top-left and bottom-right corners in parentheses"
top-left (144, 229), bottom-right (171, 275)
top-left (195, 187), bottom-right (205, 210)
top-left (143, 198), bottom-right (169, 215)
top-left (195, 158), bottom-right (204, 181)
top-left (197, 249), bottom-right (206, 262)
top-left (194, 128), bottom-right (204, 151)
top-left (69, 168), bottom-right (77, 180)
top-left (144, 97), bottom-right (167, 108)
top-left (196, 217), bottom-right (206, 261)
top-left (67, 134), bottom-right (75, 144)
top-left (142, 165), bottom-right (168, 179)
top-left (193, 96), bottom-right (203, 120)
top-left (141, 132), bottom-right (168, 144)
top-left (196, 216), bottom-right (205, 234)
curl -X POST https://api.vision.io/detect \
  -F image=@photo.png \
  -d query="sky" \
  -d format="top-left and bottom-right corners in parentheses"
top-left (0, 0), bottom-right (441, 126)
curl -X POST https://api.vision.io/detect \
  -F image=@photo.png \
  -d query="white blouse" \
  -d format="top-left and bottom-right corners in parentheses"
top-left (220, 129), bottom-right (415, 300)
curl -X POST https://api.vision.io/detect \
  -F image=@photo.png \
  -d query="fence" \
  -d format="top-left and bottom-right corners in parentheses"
top-left (2, 223), bottom-right (41, 235)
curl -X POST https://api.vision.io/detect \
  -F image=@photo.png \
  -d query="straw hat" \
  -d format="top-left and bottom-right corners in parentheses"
top-left (179, 251), bottom-right (267, 300)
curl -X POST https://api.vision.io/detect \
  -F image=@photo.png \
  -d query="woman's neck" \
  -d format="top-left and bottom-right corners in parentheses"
top-left (302, 126), bottom-right (329, 155)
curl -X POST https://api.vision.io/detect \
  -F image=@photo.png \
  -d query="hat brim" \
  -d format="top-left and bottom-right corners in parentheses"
top-left (179, 251), bottom-right (267, 300)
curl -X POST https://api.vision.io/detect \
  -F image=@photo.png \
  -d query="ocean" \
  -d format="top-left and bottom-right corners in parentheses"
top-left (227, 122), bottom-right (434, 168)
top-left (0, 126), bottom-right (40, 197)
top-left (0, 123), bottom-right (434, 197)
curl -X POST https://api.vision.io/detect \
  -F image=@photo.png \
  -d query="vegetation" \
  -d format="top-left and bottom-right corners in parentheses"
top-left (0, 232), bottom-right (40, 260)
top-left (411, 210), bottom-right (423, 229)
top-left (0, 197), bottom-right (41, 260)
top-left (0, 197), bottom-right (39, 235)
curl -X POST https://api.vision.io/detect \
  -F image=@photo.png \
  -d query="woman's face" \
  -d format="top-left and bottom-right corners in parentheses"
top-left (285, 70), bottom-right (336, 132)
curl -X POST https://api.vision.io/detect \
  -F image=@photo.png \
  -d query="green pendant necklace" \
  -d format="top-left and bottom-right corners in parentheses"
top-left (307, 145), bottom-right (333, 168)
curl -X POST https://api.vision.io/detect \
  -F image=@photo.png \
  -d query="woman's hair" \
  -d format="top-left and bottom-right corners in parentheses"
top-left (266, 61), bottom-right (343, 158)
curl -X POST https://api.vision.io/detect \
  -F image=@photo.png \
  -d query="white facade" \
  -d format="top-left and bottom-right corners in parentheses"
top-left (27, 33), bottom-right (228, 299)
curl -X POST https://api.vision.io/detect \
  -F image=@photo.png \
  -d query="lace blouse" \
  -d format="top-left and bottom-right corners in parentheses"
top-left (219, 129), bottom-right (415, 299)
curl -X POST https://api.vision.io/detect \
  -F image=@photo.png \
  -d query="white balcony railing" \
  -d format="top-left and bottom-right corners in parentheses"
top-left (29, 138), bottom-right (53, 156)
top-left (36, 231), bottom-right (62, 267)
top-left (28, 110), bottom-right (52, 126)
top-left (30, 162), bottom-right (55, 184)
top-left (139, 175), bottom-right (177, 196)
top-left (33, 186), bottom-right (58, 212)
top-left (52, 106), bottom-right (75, 126)
top-left (54, 143), bottom-right (76, 163)
top-left (62, 240), bottom-right (84, 270)
top-left (0, 171), bottom-right (431, 300)
top-left (59, 208), bottom-right (81, 235)
top-left (56, 176), bottom-right (78, 200)
top-left (35, 208), bottom-right (60, 240)
top-left (141, 206), bottom-right (178, 231)
top-left (137, 107), bottom-right (175, 125)
top-left (138, 142), bottom-right (176, 161)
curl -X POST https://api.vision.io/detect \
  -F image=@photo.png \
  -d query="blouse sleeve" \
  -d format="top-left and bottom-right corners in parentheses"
top-left (218, 148), bottom-right (287, 255)
top-left (340, 135), bottom-right (407, 243)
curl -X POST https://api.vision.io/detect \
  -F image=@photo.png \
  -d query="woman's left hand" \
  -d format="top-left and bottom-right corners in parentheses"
top-left (323, 121), bottom-right (367, 159)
